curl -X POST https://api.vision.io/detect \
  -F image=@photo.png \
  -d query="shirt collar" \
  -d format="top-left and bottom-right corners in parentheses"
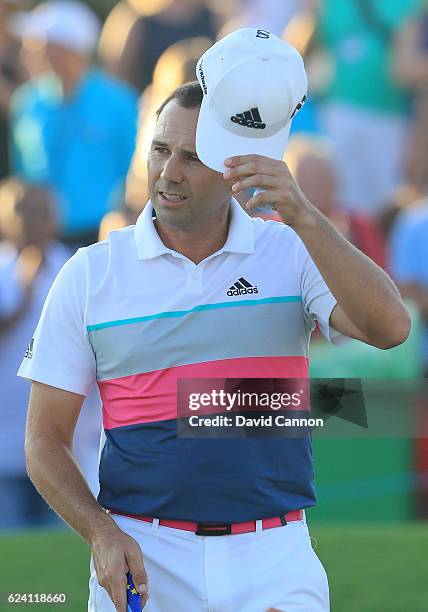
top-left (135, 197), bottom-right (255, 260)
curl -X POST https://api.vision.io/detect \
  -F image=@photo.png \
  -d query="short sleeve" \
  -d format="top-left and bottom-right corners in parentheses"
top-left (17, 249), bottom-right (96, 396)
top-left (299, 241), bottom-right (349, 345)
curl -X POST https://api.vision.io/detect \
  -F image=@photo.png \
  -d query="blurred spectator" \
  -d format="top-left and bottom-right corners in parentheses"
top-left (0, 178), bottom-right (102, 528)
top-left (313, 0), bottom-right (420, 214)
top-left (240, 0), bottom-right (311, 37)
top-left (390, 200), bottom-right (428, 374)
top-left (281, 3), bottom-right (322, 136)
top-left (0, 178), bottom-right (69, 529)
top-left (378, 183), bottom-right (422, 241)
top-left (394, 1), bottom-right (428, 192)
top-left (217, 0), bottom-right (317, 40)
top-left (99, 0), bottom-right (217, 94)
top-left (98, 209), bottom-right (134, 241)
top-left (282, 1), bottom-right (317, 57)
top-left (285, 135), bottom-right (387, 268)
top-left (0, 0), bottom-right (26, 180)
top-left (10, 1), bottom-right (138, 248)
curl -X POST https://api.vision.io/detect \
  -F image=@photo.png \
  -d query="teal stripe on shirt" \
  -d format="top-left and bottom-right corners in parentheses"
top-left (89, 300), bottom-right (309, 380)
top-left (86, 296), bottom-right (302, 332)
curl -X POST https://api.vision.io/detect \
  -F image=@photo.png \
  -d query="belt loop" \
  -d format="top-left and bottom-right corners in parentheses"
top-left (255, 519), bottom-right (263, 535)
top-left (151, 518), bottom-right (159, 533)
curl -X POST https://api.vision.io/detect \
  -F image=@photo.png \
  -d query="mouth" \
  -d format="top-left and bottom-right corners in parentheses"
top-left (158, 191), bottom-right (188, 207)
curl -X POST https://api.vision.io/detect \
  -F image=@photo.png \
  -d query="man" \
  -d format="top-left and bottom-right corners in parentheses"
top-left (0, 178), bottom-right (69, 528)
top-left (10, 0), bottom-right (138, 247)
top-left (0, 178), bottom-right (101, 527)
top-left (284, 135), bottom-right (387, 269)
top-left (314, 0), bottom-right (421, 214)
top-left (19, 27), bottom-right (410, 611)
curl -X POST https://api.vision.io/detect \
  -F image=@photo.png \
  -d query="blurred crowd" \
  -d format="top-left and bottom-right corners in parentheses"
top-left (1, 0), bottom-right (428, 529)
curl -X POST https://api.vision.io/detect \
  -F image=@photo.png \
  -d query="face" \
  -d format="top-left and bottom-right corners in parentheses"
top-left (147, 100), bottom-right (231, 231)
top-left (295, 153), bottom-right (337, 213)
top-left (16, 189), bottom-right (57, 248)
top-left (45, 42), bottom-right (79, 75)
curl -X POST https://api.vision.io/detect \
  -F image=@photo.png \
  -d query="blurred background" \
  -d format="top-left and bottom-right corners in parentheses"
top-left (1, 0), bottom-right (428, 610)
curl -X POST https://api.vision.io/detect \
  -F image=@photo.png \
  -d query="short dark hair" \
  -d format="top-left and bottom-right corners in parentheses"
top-left (155, 81), bottom-right (203, 118)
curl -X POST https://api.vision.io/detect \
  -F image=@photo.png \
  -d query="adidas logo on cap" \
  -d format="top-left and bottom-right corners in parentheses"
top-left (230, 108), bottom-right (266, 130)
top-left (227, 277), bottom-right (259, 297)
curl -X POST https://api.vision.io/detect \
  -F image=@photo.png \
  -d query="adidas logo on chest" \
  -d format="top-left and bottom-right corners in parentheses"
top-left (227, 277), bottom-right (259, 297)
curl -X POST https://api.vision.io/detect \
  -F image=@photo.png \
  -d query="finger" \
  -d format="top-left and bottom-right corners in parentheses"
top-left (126, 548), bottom-right (149, 597)
top-left (224, 159), bottom-right (278, 180)
top-left (245, 189), bottom-right (279, 210)
top-left (224, 154), bottom-right (276, 167)
top-left (142, 591), bottom-right (150, 608)
top-left (231, 174), bottom-right (279, 195)
top-left (109, 572), bottom-right (128, 612)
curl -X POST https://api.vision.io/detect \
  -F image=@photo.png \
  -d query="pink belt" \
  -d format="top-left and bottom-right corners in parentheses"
top-left (109, 509), bottom-right (304, 536)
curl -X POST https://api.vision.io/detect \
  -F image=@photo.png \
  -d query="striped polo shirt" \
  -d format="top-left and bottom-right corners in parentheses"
top-left (18, 198), bottom-right (343, 522)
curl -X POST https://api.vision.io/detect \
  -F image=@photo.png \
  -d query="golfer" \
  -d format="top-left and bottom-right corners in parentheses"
top-left (19, 30), bottom-right (410, 611)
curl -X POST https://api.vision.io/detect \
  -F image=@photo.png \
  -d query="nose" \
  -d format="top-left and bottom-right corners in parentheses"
top-left (160, 153), bottom-right (184, 184)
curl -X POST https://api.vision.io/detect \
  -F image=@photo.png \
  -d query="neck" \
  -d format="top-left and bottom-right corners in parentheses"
top-left (57, 57), bottom-right (88, 96)
top-left (154, 206), bottom-right (230, 264)
top-left (60, 69), bottom-right (83, 96)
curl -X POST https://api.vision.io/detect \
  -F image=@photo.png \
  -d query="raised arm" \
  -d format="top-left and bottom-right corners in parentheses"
top-left (224, 155), bottom-right (411, 349)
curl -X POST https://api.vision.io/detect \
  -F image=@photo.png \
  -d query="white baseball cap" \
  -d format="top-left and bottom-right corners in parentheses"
top-left (11, 0), bottom-right (100, 55)
top-left (195, 28), bottom-right (308, 172)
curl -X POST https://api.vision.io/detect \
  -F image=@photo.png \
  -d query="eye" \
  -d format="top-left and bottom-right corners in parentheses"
top-left (187, 153), bottom-right (200, 162)
top-left (152, 145), bottom-right (169, 154)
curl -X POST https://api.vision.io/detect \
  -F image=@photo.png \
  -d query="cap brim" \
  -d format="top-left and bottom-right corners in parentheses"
top-left (196, 96), bottom-right (291, 172)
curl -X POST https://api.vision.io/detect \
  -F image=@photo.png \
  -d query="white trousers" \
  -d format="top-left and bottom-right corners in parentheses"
top-left (88, 512), bottom-right (329, 612)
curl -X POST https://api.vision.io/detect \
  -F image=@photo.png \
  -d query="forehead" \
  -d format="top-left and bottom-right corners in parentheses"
top-left (153, 100), bottom-right (200, 150)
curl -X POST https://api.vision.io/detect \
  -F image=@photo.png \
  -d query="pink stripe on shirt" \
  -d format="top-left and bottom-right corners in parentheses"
top-left (99, 356), bottom-right (309, 430)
